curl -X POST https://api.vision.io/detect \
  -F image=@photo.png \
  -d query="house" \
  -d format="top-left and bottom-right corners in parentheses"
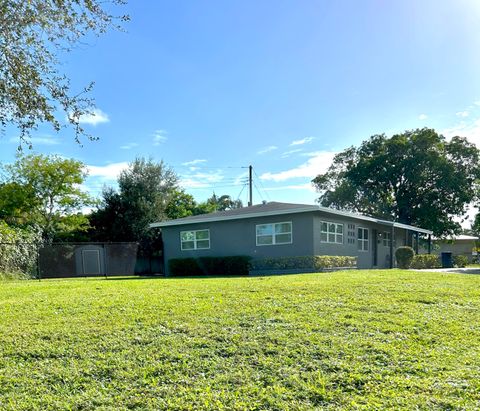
top-left (433, 235), bottom-right (479, 262)
top-left (150, 202), bottom-right (433, 275)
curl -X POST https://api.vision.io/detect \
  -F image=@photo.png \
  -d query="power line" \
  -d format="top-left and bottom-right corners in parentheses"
top-left (253, 168), bottom-right (271, 202)
top-left (236, 182), bottom-right (248, 204)
top-left (253, 179), bottom-right (265, 203)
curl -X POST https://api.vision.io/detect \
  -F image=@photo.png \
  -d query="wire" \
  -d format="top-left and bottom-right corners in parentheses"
top-left (253, 179), bottom-right (265, 203)
top-left (236, 183), bottom-right (248, 203)
top-left (253, 168), bottom-right (271, 201)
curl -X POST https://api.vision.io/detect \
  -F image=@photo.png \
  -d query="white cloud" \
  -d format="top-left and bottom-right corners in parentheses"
top-left (281, 148), bottom-right (303, 158)
top-left (474, 100), bottom-right (480, 106)
top-left (87, 162), bottom-right (129, 181)
top-left (418, 114), bottom-right (428, 120)
top-left (72, 108), bottom-right (110, 126)
top-left (442, 118), bottom-right (480, 146)
top-left (182, 159), bottom-right (207, 166)
top-left (263, 183), bottom-right (316, 192)
top-left (260, 150), bottom-right (336, 182)
top-left (180, 170), bottom-right (224, 189)
top-left (257, 145), bottom-right (278, 155)
top-left (152, 129), bottom-right (167, 145)
top-left (290, 137), bottom-right (314, 146)
top-left (456, 111), bottom-right (470, 118)
top-left (8, 135), bottom-right (60, 145)
top-left (120, 142), bottom-right (139, 150)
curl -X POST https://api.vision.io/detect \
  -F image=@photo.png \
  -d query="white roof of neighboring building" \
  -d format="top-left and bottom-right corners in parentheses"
top-left (150, 201), bottom-right (433, 234)
top-left (434, 234), bottom-right (479, 241)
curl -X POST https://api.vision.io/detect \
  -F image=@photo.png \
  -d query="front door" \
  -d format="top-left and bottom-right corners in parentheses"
top-left (372, 229), bottom-right (378, 267)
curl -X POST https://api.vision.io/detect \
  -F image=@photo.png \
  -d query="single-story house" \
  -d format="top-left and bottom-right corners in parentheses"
top-left (150, 202), bottom-right (433, 275)
top-left (433, 235), bottom-right (479, 262)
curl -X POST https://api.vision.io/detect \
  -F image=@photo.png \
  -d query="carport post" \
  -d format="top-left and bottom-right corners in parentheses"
top-left (428, 234), bottom-right (432, 254)
top-left (415, 232), bottom-right (419, 254)
top-left (389, 224), bottom-right (394, 268)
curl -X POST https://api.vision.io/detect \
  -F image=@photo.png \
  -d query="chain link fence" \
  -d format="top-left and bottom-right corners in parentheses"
top-left (1, 242), bottom-right (163, 279)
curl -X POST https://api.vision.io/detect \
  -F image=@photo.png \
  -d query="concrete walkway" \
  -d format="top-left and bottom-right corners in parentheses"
top-left (412, 267), bottom-right (480, 275)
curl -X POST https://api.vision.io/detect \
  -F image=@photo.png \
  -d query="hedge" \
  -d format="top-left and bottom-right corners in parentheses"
top-left (410, 254), bottom-right (441, 269)
top-left (395, 246), bottom-right (415, 269)
top-left (250, 255), bottom-right (357, 271)
top-left (168, 256), bottom-right (251, 276)
top-left (453, 255), bottom-right (468, 268)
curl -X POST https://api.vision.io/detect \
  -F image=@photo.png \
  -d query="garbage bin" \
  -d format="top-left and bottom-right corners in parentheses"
top-left (441, 252), bottom-right (453, 268)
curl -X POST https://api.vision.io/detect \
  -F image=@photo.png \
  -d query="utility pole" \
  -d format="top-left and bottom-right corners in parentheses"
top-left (248, 165), bottom-right (253, 206)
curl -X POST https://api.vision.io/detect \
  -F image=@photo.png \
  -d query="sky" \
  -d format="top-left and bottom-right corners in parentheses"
top-left (2, 0), bottom-right (480, 221)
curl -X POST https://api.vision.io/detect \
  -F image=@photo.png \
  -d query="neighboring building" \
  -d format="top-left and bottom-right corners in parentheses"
top-left (433, 235), bottom-right (479, 262)
top-left (150, 202), bottom-right (433, 275)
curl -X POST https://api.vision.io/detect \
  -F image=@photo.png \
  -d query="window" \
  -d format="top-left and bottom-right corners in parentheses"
top-left (347, 223), bottom-right (356, 244)
top-left (256, 222), bottom-right (292, 246)
top-left (320, 221), bottom-right (344, 244)
top-left (358, 227), bottom-right (369, 251)
top-left (180, 229), bottom-right (210, 250)
top-left (383, 231), bottom-right (392, 247)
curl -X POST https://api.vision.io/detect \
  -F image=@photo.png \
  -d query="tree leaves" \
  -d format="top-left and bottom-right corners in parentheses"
top-left (0, 0), bottom-right (128, 145)
top-left (312, 128), bottom-right (480, 236)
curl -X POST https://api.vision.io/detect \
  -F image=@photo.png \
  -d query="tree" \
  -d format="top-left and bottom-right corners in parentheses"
top-left (204, 193), bottom-right (243, 212)
top-left (0, 0), bottom-right (128, 145)
top-left (1, 154), bottom-right (93, 240)
top-left (89, 158), bottom-right (178, 253)
top-left (165, 189), bottom-right (197, 220)
top-left (471, 212), bottom-right (480, 238)
top-left (312, 128), bottom-right (480, 236)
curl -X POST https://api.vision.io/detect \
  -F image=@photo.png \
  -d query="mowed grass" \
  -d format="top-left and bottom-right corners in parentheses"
top-left (0, 271), bottom-right (479, 410)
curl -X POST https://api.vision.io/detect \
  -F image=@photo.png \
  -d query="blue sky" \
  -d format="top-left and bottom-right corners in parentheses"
top-left (2, 0), bottom-right (480, 215)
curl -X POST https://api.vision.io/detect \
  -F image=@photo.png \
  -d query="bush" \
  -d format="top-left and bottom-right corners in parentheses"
top-left (169, 256), bottom-right (251, 276)
top-left (0, 271), bottom-right (31, 281)
top-left (395, 246), bottom-right (415, 269)
top-left (410, 254), bottom-right (441, 269)
top-left (250, 255), bottom-right (357, 271)
top-left (0, 222), bottom-right (41, 279)
top-left (453, 255), bottom-right (468, 268)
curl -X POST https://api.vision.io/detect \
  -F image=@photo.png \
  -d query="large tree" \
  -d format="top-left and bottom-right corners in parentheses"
top-left (312, 128), bottom-right (480, 236)
top-left (0, 153), bottom-right (93, 240)
top-left (89, 158), bottom-right (178, 253)
top-left (0, 0), bottom-right (128, 145)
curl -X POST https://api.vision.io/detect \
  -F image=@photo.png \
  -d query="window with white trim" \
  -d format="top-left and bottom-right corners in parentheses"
top-left (358, 227), bottom-right (369, 251)
top-left (320, 221), bottom-right (344, 244)
top-left (256, 222), bottom-right (292, 246)
top-left (383, 231), bottom-right (392, 247)
top-left (180, 229), bottom-right (210, 250)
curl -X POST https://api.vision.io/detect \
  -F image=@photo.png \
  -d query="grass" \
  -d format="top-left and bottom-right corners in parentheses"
top-left (0, 270), bottom-right (479, 410)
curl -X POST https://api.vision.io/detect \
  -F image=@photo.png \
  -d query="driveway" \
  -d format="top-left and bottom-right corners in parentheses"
top-left (412, 267), bottom-right (480, 275)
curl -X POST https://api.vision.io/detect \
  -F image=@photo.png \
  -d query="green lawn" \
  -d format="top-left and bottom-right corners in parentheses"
top-left (0, 271), bottom-right (479, 410)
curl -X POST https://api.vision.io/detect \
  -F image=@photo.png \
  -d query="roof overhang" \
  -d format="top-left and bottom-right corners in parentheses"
top-left (149, 207), bottom-right (318, 228)
top-left (150, 205), bottom-right (433, 235)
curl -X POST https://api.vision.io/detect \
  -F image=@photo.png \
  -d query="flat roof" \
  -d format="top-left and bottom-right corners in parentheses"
top-left (434, 234), bottom-right (478, 241)
top-left (150, 201), bottom-right (433, 235)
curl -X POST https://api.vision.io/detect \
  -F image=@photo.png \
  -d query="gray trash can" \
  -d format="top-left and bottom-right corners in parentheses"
top-left (441, 252), bottom-right (453, 268)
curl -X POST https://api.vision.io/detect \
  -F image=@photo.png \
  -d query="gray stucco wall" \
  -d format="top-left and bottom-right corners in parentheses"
top-left (160, 210), bottom-right (425, 274)
top-left (162, 212), bottom-right (315, 275)
top-left (434, 240), bottom-right (476, 261)
top-left (312, 213), bottom-right (410, 269)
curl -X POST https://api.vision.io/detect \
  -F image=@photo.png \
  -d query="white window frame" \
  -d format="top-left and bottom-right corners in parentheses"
top-left (383, 231), bottom-right (392, 247)
top-left (358, 227), bottom-right (369, 252)
top-left (320, 221), bottom-right (344, 244)
top-left (180, 229), bottom-right (210, 251)
top-left (256, 222), bottom-right (293, 246)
